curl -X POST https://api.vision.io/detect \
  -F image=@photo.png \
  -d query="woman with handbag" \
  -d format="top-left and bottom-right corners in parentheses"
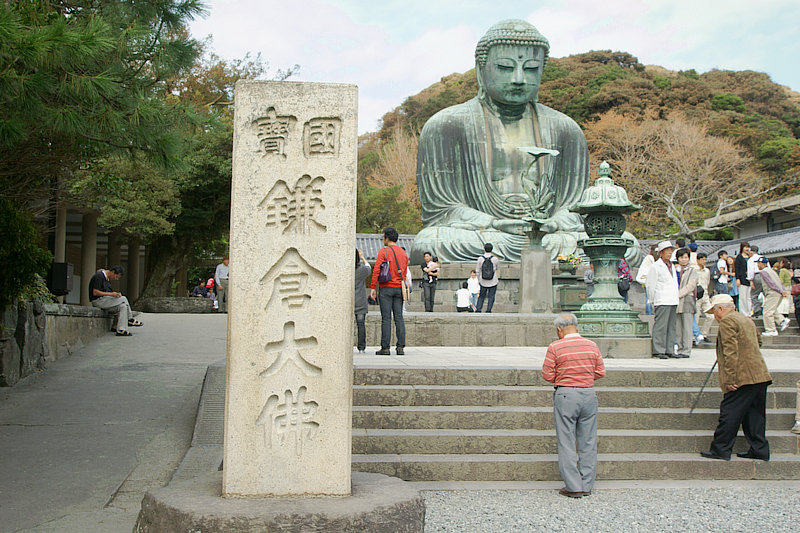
top-left (617, 258), bottom-right (632, 303)
top-left (369, 227), bottom-right (410, 356)
top-left (675, 248), bottom-right (698, 358)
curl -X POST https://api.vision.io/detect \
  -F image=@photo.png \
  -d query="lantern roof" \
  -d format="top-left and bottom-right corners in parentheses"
top-left (570, 161), bottom-right (641, 214)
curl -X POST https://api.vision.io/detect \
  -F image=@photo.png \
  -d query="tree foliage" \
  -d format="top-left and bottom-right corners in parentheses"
top-left (0, 199), bottom-right (52, 310)
top-left (0, 1), bottom-right (206, 204)
top-left (584, 112), bottom-right (794, 238)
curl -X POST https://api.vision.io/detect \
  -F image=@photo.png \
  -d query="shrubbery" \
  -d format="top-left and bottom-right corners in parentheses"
top-left (0, 199), bottom-right (52, 310)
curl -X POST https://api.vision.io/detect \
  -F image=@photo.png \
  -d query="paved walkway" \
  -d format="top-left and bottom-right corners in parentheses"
top-left (0, 313), bottom-right (225, 532)
top-left (0, 312), bottom-right (798, 532)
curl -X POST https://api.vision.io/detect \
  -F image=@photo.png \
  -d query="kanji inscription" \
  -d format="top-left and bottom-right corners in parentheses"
top-left (303, 117), bottom-right (341, 156)
top-left (258, 175), bottom-right (326, 234)
top-left (256, 386), bottom-right (319, 455)
top-left (260, 321), bottom-right (321, 377)
top-left (260, 248), bottom-right (326, 311)
top-left (253, 107), bottom-right (296, 157)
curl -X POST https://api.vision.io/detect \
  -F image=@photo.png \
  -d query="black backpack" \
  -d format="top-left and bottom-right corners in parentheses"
top-left (708, 262), bottom-right (720, 282)
top-left (481, 255), bottom-right (495, 280)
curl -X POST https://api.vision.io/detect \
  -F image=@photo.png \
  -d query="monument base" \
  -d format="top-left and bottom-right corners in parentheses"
top-left (135, 471), bottom-right (425, 533)
top-left (519, 248), bottom-right (552, 313)
top-left (588, 337), bottom-right (652, 359)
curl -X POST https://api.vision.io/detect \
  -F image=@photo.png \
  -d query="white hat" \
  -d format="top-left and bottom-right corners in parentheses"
top-left (655, 240), bottom-right (674, 253)
top-left (704, 293), bottom-right (734, 314)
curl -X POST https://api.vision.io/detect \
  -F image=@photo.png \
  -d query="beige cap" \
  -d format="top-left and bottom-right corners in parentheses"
top-left (704, 293), bottom-right (734, 314)
top-left (655, 240), bottom-right (674, 253)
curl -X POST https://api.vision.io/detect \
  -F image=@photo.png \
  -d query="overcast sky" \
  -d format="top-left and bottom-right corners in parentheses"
top-left (190, 0), bottom-right (800, 133)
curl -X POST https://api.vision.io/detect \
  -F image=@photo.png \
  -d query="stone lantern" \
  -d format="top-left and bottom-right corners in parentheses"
top-left (570, 161), bottom-right (649, 339)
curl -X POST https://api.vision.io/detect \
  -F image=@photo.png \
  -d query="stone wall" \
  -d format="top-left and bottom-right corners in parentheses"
top-left (1, 301), bottom-right (47, 386)
top-left (43, 303), bottom-right (113, 364)
top-left (361, 311), bottom-right (559, 347)
top-left (134, 297), bottom-right (214, 313)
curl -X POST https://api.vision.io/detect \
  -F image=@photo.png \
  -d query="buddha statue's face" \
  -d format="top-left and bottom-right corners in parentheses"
top-left (480, 44), bottom-right (544, 107)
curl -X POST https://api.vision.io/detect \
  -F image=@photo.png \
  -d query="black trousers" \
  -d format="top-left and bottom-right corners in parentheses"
top-left (422, 282), bottom-right (436, 312)
top-left (476, 285), bottom-right (497, 313)
top-left (378, 286), bottom-right (405, 349)
top-left (355, 312), bottom-right (366, 351)
top-left (709, 381), bottom-right (771, 459)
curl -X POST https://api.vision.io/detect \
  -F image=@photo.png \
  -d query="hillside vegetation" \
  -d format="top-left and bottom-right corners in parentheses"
top-left (358, 50), bottom-right (800, 238)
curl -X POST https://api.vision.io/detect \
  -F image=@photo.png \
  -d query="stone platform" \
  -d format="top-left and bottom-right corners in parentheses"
top-left (361, 311), bottom-right (651, 358)
top-left (135, 471), bottom-right (425, 533)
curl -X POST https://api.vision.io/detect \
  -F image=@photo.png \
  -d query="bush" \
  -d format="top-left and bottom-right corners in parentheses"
top-left (0, 199), bottom-right (52, 310)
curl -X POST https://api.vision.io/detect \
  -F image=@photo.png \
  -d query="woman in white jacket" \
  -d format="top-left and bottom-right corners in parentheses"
top-left (646, 241), bottom-right (680, 359)
top-left (636, 245), bottom-right (658, 315)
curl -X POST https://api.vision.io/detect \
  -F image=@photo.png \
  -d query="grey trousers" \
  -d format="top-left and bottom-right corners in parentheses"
top-left (751, 274), bottom-right (762, 315)
top-left (553, 387), bottom-right (598, 493)
top-left (218, 278), bottom-right (229, 312)
top-left (652, 305), bottom-right (678, 355)
top-left (91, 295), bottom-right (131, 331)
top-left (676, 310), bottom-right (694, 356)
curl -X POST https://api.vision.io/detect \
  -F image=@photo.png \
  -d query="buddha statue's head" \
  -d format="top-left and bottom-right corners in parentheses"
top-left (475, 20), bottom-right (549, 111)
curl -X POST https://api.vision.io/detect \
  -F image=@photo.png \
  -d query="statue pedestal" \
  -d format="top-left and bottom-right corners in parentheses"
top-left (519, 248), bottom-right (552, 313)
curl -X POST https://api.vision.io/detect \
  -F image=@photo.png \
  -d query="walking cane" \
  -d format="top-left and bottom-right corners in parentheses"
top-left (689, 360), bottom-right (718, 414)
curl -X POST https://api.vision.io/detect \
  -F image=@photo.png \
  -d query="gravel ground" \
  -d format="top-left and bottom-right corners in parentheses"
top-left (423, 488), bottom-right (800, 532)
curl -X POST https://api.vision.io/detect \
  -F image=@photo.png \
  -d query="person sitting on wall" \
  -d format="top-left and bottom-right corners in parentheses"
top-left (89, 265), bottom-right (141, 336)
top-left (191, 278), bottom-right (210, 298)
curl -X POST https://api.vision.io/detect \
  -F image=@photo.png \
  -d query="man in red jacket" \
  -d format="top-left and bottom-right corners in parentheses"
top-left (370, 227), bottom-right (409, 355)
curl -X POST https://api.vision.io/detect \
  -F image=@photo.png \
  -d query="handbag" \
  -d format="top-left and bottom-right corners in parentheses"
top-left (377, 252), bottom-right (391, 283)
top-left (388, 246), bottom-right (409, 302)
top-left (617, 277), bottom-right (630, 294)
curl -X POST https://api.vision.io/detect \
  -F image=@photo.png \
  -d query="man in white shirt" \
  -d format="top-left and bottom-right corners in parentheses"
top-left (747, 245), bottom-right (762, 317)
top-left (214, 257), bottom-right (230, 313)
top-left (636, 245), bottom-right (657, 315)
top-left (646, 241), bottom-right (680, 359)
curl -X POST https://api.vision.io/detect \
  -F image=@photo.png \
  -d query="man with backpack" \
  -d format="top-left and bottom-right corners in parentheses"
top-left (370, 227), bottom-right (409, 355)
top-left (476, 243), bottom-right (500, 313)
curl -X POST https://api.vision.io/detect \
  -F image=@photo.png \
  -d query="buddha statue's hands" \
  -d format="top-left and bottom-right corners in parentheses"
top-left (492, 218), bottom-right (532, 235)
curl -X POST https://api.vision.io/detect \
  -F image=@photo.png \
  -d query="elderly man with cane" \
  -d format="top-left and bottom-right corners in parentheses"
top-left (542, 313), bottom-right (606, 498)
top-left (700, 294), bottom-right (772, 461)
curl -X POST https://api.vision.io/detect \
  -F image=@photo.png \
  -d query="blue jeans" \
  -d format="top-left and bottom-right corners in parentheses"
top-left (469, 293), bottom-right (479, 309)
top-left (715, 282), bottom-right (729, 295)
top-left (692, 317), bottom-right (701, 339)
top-left (645, 293), bottom-right (653, 315)
top-left (476, 285), bottom-right (497, 313)
top-left (355, 313), bottom-right (366, 351)
top-left (378, 286), bottom-right (405, 349)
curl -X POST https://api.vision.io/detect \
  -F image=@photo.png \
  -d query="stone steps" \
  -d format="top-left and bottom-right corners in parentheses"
top-left (352, 429), bottom-right (800, 454)
top-left (351, 366), bottom-right (800, 481)
top-left (353, 385), bottom-right (798, 409)
top-left (353, 367), bottom-right (800, 388)
top-left (352, 405), bottom-right (796, 430)
top-left (351, 453), bottom-right (800, 481)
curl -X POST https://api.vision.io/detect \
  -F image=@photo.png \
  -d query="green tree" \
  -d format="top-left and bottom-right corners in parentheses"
top-left (356, 184), bottom-right (421, 234)
top-left (0, 199), bottom-right (52, 310)
top-left (0, 1), bottom-right (206, 204)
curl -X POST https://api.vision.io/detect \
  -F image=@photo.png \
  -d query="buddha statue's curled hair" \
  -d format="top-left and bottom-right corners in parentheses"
top-left (474, 19), bottom-right (550, 68)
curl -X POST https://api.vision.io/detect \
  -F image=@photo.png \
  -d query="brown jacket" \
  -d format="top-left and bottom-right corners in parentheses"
top-left (715, 310), bottom-right (772, 392)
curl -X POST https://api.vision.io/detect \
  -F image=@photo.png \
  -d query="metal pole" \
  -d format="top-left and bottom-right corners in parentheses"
top-left (689, 360), bottom-right (718, 414)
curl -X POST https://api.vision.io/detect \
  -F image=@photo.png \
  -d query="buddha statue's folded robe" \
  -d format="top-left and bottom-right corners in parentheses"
top-left (410, 98), bottom-right (640, 264)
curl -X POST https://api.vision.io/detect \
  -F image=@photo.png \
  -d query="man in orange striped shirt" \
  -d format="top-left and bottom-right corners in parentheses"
top-left (542, 312), bottom-right (606, 498)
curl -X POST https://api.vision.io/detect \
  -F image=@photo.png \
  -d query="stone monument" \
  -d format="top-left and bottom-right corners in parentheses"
top-left (409, 19), bottom-right (640, 265)
top-left (570, 161), bottom-right (650, 356)
top-left (135, 81), bottom-right (424, 531)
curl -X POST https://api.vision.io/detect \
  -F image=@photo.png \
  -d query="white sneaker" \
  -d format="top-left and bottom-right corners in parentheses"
top-left (792, 421), bottom-right (800, 434)
top-left (762, 330), bottom-right (778, 337)
top-left (696, 334), bottom-right (705, 344)
top-left (780, 318), bottom-right (790, 331)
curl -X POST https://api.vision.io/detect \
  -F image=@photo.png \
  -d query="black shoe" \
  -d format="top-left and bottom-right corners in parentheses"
top-left (736, 451), bottom-right (769, 461)
top-left (375, 348), bottom-right (390, 355)
top-left (652, 353), bottom-right (668, 359)
top-left (396, 347), bottom-right (404, 355)
top-left (667, 353), bottom-right (680, 358)
top-left (700, 451), bottom-right (730, 461)
top-left (676, 354), bottom-right (690, 359)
